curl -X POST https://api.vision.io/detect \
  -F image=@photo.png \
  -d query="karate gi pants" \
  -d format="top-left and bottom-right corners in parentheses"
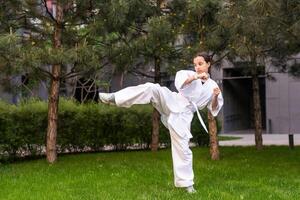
top-left (113, 82), bottom-right (194, 187)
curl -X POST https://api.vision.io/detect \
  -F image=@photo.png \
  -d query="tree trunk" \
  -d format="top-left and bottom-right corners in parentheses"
top-left (208, 111), bottom-right (219, 160)
top-left (115, 70), bottom-right (124, 90)
top-left (207, 62), bottom-right (219, 160)
top-left (252, 75), bottom-right (263, 150)
top-left (151, 57), bottom-right (161, 151)
top-left (151, 109), bottom-right (160, 151)
top-left (46, 66), bottom-right (61, 163)
top-left (46, 2), bottom-right (63, 163)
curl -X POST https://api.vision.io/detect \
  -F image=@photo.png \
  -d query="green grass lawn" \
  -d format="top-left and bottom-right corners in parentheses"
top-left (0, 146), bottom-right (299, 200)
top-left (218, 136), bottom-right (242, 141)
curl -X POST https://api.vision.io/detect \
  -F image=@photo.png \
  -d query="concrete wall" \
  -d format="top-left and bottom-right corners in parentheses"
top-left (212, 57), bottom-right (300, 134)
top-left (211, 59), bottom-right (268, 134)
top-left (266, 70), bottom-right (300, 134)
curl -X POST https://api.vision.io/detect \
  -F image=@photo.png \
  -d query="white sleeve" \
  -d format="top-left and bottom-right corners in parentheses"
top-left (207, 92), bottom-right (224, 117)
top-left (174, 70), bottom-right (193, 91)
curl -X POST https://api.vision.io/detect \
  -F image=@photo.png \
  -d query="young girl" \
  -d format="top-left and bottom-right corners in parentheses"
top-left (99, 53), bottom-right (223, 193)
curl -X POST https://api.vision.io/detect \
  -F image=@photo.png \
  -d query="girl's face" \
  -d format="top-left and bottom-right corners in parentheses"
top-left (193, 56), bottom-right (210, 73)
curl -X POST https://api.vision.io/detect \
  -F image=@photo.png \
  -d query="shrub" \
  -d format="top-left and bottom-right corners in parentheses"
top-left (0, 98), bottom-right (221, 161)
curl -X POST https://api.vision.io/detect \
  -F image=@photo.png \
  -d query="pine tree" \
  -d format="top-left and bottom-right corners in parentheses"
top-left (266, 0), bottom-right (300, 75)
top-left (0, 0), bottom-right (132, 162)
top-left (106, 0), bottom-right (183, 151)
top-left (169, 0), bottom-right (225, 160)
top-left (134, 14), bottom-right (181, 151)
top-left (217, 0), bottom-right (297, 150)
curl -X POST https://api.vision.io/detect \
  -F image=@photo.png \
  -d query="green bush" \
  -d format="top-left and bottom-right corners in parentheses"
top-left (0, 98), bottom-right (221, 161)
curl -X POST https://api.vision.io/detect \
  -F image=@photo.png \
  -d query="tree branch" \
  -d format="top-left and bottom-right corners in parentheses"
top-left (41, 0), bottom-right (58, 24)
top-left (37, 67), bottom-right (53, 79)
top-left (211, 52), bottom-right (229, 65)
top-left (62, 61), bottom-right (109, 80)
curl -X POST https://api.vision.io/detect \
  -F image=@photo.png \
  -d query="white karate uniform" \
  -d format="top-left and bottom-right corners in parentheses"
top-left (113, 70), bottom-right (223, 187)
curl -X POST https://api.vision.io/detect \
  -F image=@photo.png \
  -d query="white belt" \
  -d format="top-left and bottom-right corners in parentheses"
top-left (178, 92), bottom-right (208, 133)
top-left (191, 102), bottom-right (208, 133)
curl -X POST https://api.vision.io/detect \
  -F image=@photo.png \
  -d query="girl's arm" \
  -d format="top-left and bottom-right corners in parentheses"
top-left (181, 72), bottom-right (209, 88)
top-left (211, 87), bottom-right (221, 111)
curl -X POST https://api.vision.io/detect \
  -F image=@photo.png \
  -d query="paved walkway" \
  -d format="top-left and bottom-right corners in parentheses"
top-left (219, 133), bottom-right (300, 146)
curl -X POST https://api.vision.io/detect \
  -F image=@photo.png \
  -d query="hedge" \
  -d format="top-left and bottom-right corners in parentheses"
top-left (0, 98), bottom-right (221, 161)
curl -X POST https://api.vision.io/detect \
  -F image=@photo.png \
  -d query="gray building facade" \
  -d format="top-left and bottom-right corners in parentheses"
top-left (211, 58), bottom-right (300, 134)
top-left (1, 58), bottom-right (299, 135)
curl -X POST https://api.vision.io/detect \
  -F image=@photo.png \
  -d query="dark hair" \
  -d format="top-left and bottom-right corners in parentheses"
top-left (194, 53), bottom-right (212, 63)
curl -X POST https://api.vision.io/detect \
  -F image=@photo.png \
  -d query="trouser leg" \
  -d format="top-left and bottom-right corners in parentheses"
top-left (114, 82), bottom-right (172, 115)
top-left (169, 126), bottom-right (194, 187)
top-left (114, 82), bottom-right (194, 186)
